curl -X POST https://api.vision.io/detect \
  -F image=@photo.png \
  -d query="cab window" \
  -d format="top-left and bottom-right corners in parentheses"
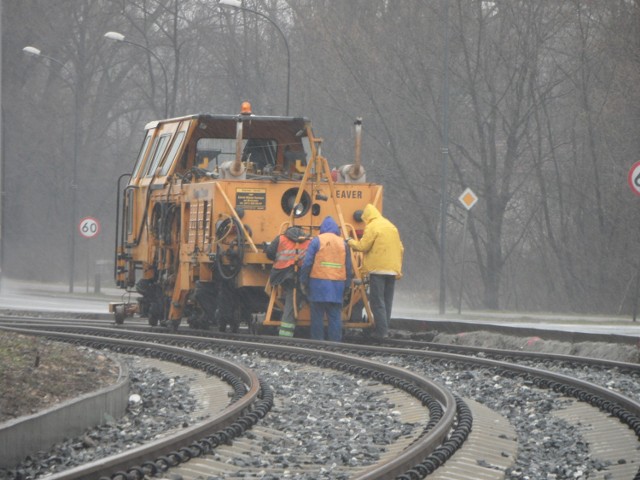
top-left (241, 139), bottom-right (276, 171)
top-left (159, 131), bottom-right (186, 176)
top-left (195, 137), bottom-right (277, 172)
top-left (196, 138), bottom-right (235, 171)
top-left (145, 134), bottom-right (171, 177)
top-left (132, 134), bottom-right (153, 178)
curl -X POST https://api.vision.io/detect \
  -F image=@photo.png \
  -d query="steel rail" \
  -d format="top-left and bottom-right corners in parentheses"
top-left (0, 326), bottom-right (263, 480)
top-left (3, 312), bottom-right (639, 373)
top-left (2, 323), bottom-right (461, 480)
top-left (9, 319), bottom-right (640, 478)
top-left (8, 320), bottom-right (640, 417)
top-left (378, 336), bottom-right (640, 372)
top-left (325, 338), bottom-right (640, 419)
top-left (136, 324), bottom-right (640, 430)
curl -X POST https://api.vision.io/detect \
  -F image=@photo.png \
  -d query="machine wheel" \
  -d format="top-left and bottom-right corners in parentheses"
top-left (114, 305), bottom-right (126, 325)
top-left (193, 281), bottom-right (217, 329)
top-left (187, 309), bottom-right (210, 330)
top-left (148, 300), bottom-right (165, 327)
top-left (249, 314), bottom-right (261, 335)
top-left (215, 304), bottom-right (239, 333)
top-left (148, 315), bottom-right (159, 327)
top-left (230, 309), bottom-right (241, 333)
top-left (218, 315), bottom-right (239, 333)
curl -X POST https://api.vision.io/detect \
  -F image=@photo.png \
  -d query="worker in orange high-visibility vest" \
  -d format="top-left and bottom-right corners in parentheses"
top-left (266, 226), bottom-right (310, 337)
top-left (300, 216), bottom-right (352, 342)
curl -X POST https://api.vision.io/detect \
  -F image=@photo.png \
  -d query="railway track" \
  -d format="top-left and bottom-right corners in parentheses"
top-left (0, 322), bottom-right (465, 480)
top-left (1, 314), bottom-right (640, 479)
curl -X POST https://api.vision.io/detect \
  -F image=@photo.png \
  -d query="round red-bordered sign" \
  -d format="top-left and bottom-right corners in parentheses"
top-left (628, 161), bottom-right (640, 196)
top-left (78, 217), bottom-right (101, 239)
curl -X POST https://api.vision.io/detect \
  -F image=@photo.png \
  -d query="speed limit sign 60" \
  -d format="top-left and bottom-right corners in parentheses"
top-left (79, 217), bottom-right (101, 239)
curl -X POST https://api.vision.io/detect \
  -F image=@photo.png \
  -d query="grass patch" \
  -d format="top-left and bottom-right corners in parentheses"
top-left (0, 331), bottom-right (119, 422)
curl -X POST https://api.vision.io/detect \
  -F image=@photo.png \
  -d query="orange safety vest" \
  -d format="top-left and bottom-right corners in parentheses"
top-left (310, 233), bottom-right (347, 280)
top-left (273, 235), bottom-right (310, 270)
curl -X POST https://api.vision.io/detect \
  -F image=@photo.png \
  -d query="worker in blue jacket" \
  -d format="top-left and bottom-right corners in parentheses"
top-left (300, 216), bottom-right (352, 342)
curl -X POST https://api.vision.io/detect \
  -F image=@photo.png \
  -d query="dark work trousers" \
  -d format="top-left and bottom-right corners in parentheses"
top-left (310, 301), bottom-right (342, 342)
top-left (278, 280), bottom-right (296, 337)
top-left (369, 273), bottom-right (396, 338)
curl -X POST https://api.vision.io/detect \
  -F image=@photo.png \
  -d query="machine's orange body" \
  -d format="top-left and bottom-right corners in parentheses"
top-left (111, 107), bottom-right (381, 333)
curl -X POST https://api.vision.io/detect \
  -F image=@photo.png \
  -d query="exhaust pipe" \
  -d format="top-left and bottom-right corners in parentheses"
top-left (337, 117), bottom-right (366, 183)
top-left (220, 104), bottom-right (250, 179)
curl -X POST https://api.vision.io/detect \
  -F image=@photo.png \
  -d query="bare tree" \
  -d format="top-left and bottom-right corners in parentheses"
top-left (3, 0), bottom-right (640, 314)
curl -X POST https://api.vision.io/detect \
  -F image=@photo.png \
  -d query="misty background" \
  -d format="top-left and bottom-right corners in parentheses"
top-left (1, 0), bottom-right (639, 315)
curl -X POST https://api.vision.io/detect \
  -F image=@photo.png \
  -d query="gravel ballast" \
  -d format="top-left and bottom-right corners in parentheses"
top-left (0, 356), bottom-right (199, 479)
top-left (2, 340), bottom-right (639, 479)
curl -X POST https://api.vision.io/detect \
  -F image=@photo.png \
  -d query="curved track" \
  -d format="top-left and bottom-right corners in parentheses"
top-left (0, 321), bottom-right (465, 480)
top-left (1, 314), bottom-right (640, 479)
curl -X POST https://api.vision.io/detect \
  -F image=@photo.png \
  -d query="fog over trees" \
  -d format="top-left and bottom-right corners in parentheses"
top-left (1, 0), bottom-right (639, 314)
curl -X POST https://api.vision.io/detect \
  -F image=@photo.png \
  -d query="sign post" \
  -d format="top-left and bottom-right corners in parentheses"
top-left (457, 188), bottom-right (478, 314)
top-left (78, 217), bottom-right (101, 293)
top-left (628, 162), bottom-right (640, 321)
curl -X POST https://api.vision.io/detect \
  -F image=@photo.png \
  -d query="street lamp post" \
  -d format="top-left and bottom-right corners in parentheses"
top-left (104, 31), bottom-right (170, 118)
top-left (218, 0), bottom-right (290, 116)
top-left (0, 106), bottom-right (5, 294)
top-left (438, 0), bottom-right (451, 314)
top-left (23, 46), bottom-right (80, 293)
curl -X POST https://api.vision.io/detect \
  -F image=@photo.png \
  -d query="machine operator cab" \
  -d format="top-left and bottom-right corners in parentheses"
top-left (128, 102), bottom-right (311, 187)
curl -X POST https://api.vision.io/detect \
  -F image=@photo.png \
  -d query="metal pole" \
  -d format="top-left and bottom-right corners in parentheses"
top-left (220, 2), bottom-right (290, 115)
top-left (123, 40), bottom-right (170, 118)
top-left (458, 211), bottom-right (469, 314)
top-left (69, 82), bottom-right (79, 292)
top-left (0, 106), bottom-right (5, 294)
top-left (243, 8), bottom-right (290, 115)
top-left (438, 0), bottom-right (451, 314)
top-left (0, 0), bottom-right (3, 293)
top-left (633, 267), bottom-right (639, 322)
top-left (23, 47), bottom-right (78, 292)
top-left (104, 33), bottom-right (170, 118)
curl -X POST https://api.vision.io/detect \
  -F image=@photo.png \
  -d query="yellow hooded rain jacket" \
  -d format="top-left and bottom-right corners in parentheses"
top-left (348, 204), bottom-right (404, 279)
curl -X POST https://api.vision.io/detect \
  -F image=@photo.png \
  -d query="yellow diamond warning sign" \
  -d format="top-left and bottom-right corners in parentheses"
top-left (458, 188), bottom-right (478, 211)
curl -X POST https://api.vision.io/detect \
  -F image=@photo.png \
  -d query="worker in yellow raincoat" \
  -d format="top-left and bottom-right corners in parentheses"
top-left (348, 204), bottom-right (403, 340)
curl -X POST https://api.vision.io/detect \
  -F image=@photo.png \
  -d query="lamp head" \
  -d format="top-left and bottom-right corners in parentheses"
top-left (23, 46), bottom-right (42, 56)
top-left (104, 31), bottom-right (126, 42)
top-left (219, 0), bottom-right (242, 7)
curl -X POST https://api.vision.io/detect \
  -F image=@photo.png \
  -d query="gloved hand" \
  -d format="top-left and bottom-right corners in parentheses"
top-left (300, 283), bottom-right (309, 296)
top-left (353, 278), bottom-right (363, 286)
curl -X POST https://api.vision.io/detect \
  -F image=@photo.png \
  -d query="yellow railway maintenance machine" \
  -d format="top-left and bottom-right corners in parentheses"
top-left (111, 103), bottom-right (381, 334)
